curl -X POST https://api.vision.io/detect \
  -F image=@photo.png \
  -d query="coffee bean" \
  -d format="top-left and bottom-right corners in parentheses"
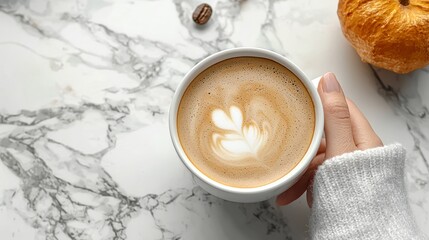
top-left (192, 3), bottom-right (212, 25)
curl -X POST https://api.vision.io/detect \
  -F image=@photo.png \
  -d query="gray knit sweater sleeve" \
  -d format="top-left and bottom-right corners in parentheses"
top-left (309, 144), bottom-right (427, 240)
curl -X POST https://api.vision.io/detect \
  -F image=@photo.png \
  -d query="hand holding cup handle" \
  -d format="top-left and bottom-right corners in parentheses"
top-left (276, 72), bottom-right (383, 206)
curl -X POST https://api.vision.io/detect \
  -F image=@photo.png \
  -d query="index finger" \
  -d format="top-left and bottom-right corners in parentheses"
top-left (347, 99), bottom-right (383, 149)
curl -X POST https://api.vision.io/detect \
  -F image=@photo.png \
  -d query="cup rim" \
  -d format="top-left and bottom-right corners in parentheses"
top-left (169, 47), bottom-right (324, 195)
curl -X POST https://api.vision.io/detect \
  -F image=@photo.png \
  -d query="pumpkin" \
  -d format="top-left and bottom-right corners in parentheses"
top-left (338, 0), bottom-right (429, 73)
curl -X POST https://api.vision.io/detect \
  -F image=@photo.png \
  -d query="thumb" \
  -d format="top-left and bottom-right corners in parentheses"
top-left (318, 72), bottom-right (357, 159)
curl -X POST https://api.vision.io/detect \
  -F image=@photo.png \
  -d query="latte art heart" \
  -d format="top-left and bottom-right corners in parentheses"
top-left (211, 106), bottom-right (269, 160)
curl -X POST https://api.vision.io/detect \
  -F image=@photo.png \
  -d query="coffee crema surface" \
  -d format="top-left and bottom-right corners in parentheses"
top-left (177, 57), bottom-right (315, 188)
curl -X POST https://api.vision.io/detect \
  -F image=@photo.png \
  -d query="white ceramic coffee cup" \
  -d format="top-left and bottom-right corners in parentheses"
top-left (169, 48), bottom-right (324, 203)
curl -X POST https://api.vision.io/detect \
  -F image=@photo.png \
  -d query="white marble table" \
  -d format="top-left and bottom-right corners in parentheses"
top-left (0, 0), bottom-right (428, 239)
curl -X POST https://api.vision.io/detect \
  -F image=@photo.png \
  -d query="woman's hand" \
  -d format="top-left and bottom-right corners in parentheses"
top-left (276, 72), bottom-right (383, 207)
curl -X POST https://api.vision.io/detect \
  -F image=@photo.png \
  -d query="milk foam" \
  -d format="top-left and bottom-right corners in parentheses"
top-left (211, 106), bottom-right (269, 160)
top-left (177, 57), bottom-right (315, 188)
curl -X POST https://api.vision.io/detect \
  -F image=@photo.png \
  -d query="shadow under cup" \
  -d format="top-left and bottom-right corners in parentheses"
top-left (169, 48), bottom-right (324, 203)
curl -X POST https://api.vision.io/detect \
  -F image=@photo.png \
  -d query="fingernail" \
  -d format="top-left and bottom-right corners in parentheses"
top-left (322, 72), bottom-right (340, 93)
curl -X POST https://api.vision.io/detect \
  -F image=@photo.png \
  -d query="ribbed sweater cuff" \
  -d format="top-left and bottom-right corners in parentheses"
top-left (309, 144), bottom-right (425, 239)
